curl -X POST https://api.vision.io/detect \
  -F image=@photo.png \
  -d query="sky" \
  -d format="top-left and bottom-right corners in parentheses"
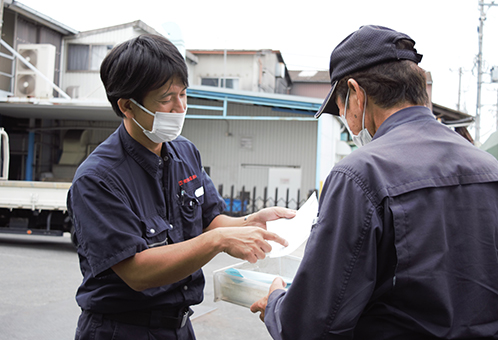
top-left (18, 0), bottom-right (498, 144)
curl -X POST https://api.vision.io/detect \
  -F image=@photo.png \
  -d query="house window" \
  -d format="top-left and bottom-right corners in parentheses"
top-left (201, 78), bottom-right (219, 87)
top-left (201, 77), bottom-right (239, 90)
top-left (67, 44), bottom-right (113, 71)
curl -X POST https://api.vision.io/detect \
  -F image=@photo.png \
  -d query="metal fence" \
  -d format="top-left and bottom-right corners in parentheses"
top-left (218, 184), bottom-right (317, 217)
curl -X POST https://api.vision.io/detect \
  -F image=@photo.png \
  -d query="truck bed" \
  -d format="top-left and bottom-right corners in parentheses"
top-left (0, 180), bottom-right (71, 211)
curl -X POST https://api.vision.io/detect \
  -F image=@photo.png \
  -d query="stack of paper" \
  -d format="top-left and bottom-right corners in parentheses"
top-left (266, 192), bottom-right (318, 258)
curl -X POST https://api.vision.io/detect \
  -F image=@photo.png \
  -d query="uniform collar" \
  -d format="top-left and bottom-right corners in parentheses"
top-left (118, 123), bottom-right (163, 177)
top-left (374, 106), bottom-right (435, 140)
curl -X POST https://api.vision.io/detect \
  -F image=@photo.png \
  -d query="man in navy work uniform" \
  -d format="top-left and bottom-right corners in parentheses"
top-left (67, 34), bottom-right (295, 340)
top-left (251, 25), bottom-right (498, 339)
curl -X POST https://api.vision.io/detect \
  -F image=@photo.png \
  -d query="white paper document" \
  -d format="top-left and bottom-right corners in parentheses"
top-left (266, 192), bottom-right (318, 258)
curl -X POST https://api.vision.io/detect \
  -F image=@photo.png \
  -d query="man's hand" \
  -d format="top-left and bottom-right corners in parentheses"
top-left (204, 207), bottom-right (296, 263)
top-left (250, 277), bottom-right (287, 322)
top-left (245, 207), bottom-right (297, 229)
top-left (216, 227), bottom-right (288, 263)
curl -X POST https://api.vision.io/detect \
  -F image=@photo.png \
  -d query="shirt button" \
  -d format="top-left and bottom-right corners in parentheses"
top-left (150, 229), bottom-right (155, 234)
top-left (163, 156), bottom-right (169, 161)
top-left (183, 285), bottom-right (188, 291)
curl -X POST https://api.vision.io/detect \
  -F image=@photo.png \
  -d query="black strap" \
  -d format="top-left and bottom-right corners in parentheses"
top-left (102, 307), bottom-right (193, 329)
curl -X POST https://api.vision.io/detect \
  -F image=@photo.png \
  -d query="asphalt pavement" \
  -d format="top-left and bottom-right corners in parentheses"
top-left (0, 233), bottom-right (305, 340)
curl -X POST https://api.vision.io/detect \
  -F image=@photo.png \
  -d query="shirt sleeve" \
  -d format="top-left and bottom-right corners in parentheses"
top-left (69, 173), bottom-right (148, 277)
top-left (264, 169), bottom-right (383, 339)
top-left (200, 167), bottom-right (226, 229)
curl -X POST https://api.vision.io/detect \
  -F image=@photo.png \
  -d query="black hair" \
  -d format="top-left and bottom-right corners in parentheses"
top-left (100, 34), bottom-right (189, 117)
top-left (334, 39), bottom-right (429, 109)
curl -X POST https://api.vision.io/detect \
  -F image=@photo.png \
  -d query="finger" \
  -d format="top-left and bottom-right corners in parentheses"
top-left (250, 301), bottom-right (261, 313)
top-left (273, 207), bottom-right (297, 219)
top-left (250, 298), bottom-right (267, 323)
top-left (262, 230), bottom-right (289, 247)
top-left (255, 248), bottom-right (267, 261)
top-left (257, 240), bottom-right (272, 254)
top-left (247, 255), bottom-right (257, 264)
top-left (270, 277), bottom-right (287, 291)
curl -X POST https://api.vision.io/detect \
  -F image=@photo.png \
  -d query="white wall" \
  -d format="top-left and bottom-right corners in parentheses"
top-left (187, 51), bottom-right (283, 93)
top-left (61, 27), bottom-right (146, 101)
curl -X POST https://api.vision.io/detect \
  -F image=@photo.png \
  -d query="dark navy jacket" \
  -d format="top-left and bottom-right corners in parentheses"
top-left (67, 123), bottom-right (225, 314)
top-left (265, 106), bottom-right (498, 339)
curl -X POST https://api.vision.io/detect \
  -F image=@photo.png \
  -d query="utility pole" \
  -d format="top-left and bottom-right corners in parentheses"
top-left (476, 0), bottom-right (498, 143)
top-left (457, 67), bottom-right (462, 111)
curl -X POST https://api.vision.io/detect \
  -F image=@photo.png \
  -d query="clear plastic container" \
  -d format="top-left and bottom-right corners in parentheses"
top-left (213, 255), bottom-right (302, 308)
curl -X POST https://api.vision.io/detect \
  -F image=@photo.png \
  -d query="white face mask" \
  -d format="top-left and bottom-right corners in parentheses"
top-left (338, 87), bottom-right (372, 147)
top-left (130, 98), bottom-right (187, 143)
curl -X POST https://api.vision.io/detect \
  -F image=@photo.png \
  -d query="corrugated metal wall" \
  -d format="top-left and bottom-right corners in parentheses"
top-left (0, 10), bottom-right (16, 93)
top-left (181, 103), bottom-right (317, 201)
top-left (0, 10), bottom-right (63, 95)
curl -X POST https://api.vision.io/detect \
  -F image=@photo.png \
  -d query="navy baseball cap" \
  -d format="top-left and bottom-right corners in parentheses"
top-left (315, 25), bottom-right (423, 118)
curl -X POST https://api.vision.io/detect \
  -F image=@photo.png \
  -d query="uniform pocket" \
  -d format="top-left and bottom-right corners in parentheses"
top-left (179, 177), bottom-right (205, 219)
top-left (178, 180), bottom-right (205, 239)
top-left (141, 215), bottom-right (172, 248)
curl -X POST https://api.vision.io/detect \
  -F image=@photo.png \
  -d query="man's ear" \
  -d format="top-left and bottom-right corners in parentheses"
top-left (347, 78), bottom-right (356, 91)
top-left (118, 98), bottom-right (134, 119)
top-left (347, 79), bottom-right (365, 111)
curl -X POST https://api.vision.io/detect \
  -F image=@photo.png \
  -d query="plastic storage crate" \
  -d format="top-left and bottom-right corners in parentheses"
top-left (213, 255), bottom-right (301, 308)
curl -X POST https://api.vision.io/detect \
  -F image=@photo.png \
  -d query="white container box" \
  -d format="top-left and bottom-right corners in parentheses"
top-left (213, 255), bottom-right (302, 308)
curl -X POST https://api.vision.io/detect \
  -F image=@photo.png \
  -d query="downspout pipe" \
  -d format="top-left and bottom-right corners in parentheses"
top-left (26, 119), bottom-right (34, 181)
top-left (0, 127), bottom-right (9, 180)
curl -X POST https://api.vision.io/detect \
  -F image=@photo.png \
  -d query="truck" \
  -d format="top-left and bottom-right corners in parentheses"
top-left (0, 127), bottom-right (75, 245)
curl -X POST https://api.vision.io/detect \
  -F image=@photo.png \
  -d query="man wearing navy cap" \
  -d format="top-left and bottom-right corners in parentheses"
top-left (251, 25), bottom-right (498, 339)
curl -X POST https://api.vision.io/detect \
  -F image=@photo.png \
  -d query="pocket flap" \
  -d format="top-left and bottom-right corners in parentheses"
top-left (141, 215), bottom-right (172, 238)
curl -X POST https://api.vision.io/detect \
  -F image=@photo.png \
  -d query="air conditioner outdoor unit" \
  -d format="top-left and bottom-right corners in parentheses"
top-left (15, 44), bottom-right (56, 98)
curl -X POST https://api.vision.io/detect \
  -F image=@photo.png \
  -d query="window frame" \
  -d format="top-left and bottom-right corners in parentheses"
top-left (201, 77), bottom-right (239, 90)
top-left (66, 43), bottom-right (113, 72)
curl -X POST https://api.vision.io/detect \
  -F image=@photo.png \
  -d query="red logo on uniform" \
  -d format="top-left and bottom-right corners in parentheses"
top-left (179, 174), bottom-right (197, 186)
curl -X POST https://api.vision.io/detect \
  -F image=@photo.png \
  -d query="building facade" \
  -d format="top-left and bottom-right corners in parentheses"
top-left (187, 49), bottom-right (292, 94)
top-left (1, 2), bottom-right (475, 211)
top-left (0, 2), bottom-right (339, 211)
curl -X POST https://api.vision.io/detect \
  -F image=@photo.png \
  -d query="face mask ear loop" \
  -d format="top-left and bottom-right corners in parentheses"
top-left (129, 98), bottom-right (155, 117)
top-left (360, 87), bottom-right (367, 131)
top-left (343, 88), bottom-right (351, 121)
top-left (129, 99), bottom-right (155, 133)
top-left (132, 117), bottom-right (146, 131)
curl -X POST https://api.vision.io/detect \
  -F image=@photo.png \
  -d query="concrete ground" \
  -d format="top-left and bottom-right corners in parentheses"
top-left (0, 233), bottom-right (305, 340)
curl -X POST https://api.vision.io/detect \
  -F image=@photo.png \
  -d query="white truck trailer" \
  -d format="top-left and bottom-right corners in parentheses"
top-left (0, 127), bottom-right (75, 245)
